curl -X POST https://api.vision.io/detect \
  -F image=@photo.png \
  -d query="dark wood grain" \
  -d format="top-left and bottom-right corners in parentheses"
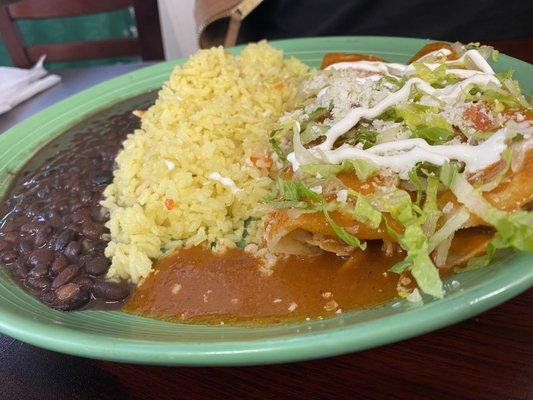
top-left (0, 290), bottom-right (530, 400)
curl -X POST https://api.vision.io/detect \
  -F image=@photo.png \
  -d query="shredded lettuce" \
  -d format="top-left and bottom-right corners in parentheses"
top-left (491, 211), bottom-right (533, 251)
top-left (428, 207), bottom-right (470, 252)
top-left (412, 125), bottom-right (455, 145)
top-left (300, 163), bottom-right (345, 177)
top-left (439, 162), bottom-right (459, 188)
top-left (350, 159), bottom-right (379, 181)
top-left (345, 128), bottom-right (378, 149)
top-left (383, 188), bottom-right (444, 298)
top-left (393, 103), bottom-right (454, 144)
top-left (269, 130), bottom-right (286, 161)
top-left (299, 106), bottom-right (331, 145)
top-left (271, 179), bottom-right (367, 250)
top-left (353, 195), bottom-right (382, 229)
top-left (400, 224), bottom-right (444, 298)
top-left (300, 158), bottom-right (378, 182)
top-left (444, 165), bottom-right (533, 252)
top-left (408, 168), bottom-right (424, 206)
top-left (421, 176), bottom-right (442, 237)
top-left (323, 208), bottom-right (366, 250)
top-left (412, 62), bottom-right (447, 85)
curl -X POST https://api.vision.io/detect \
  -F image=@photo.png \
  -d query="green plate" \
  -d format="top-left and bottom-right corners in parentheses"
top-left (0, 36), bottom-right (531, 366)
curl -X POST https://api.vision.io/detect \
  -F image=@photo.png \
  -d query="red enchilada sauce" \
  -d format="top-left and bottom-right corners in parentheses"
top-left (125, 242), bottom-right (402, 324)
top-left (124, 228), bottom-right (493, 324)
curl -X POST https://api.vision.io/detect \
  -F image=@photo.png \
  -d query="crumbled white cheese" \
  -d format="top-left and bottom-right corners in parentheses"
top-left (324, 300), bottom-right (339, 311)
top-left (288, 302), bottom-right (298, 312)
top-left (310, 185), bottom-right (323, 194)
top-left (336, 189), bottom-right (348, 203)
top-left (171, 283), bottom-right (182, 294)
top-left (442, 201), bottom-right (454, 214)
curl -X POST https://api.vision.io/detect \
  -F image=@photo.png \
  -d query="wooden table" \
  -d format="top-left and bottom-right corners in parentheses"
top-left (0, 57), bottom-right (531, 400)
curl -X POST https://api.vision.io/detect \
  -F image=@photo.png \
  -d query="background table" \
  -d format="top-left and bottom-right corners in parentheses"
top-left (0, 62), bottom-right (531, 400)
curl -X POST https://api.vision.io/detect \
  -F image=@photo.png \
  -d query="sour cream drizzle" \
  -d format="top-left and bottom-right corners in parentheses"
top-left (317, 74), bottom-right (500, 151)
top-left (289, 125), bottom-right (532, 179)
top-left (325, 49), bottom-right (495, 76)
top-left (208, 172), bottom-right (242, 194)
top-left (286, 49), bottom-right (520, 177)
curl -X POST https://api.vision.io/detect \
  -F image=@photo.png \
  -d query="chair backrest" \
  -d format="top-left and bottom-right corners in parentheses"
top-left (0, 0), bottom-right (164, 68)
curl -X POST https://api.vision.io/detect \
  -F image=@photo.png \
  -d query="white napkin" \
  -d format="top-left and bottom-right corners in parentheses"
top-left (0, 56), bottom-right (61, 115)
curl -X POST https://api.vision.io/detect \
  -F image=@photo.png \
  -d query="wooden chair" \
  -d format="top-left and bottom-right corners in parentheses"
top-left (0, 0), bottom-right (164, 68)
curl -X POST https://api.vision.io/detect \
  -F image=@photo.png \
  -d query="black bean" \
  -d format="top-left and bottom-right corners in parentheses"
top-left (12, 260), bottom-right (29, 278)
top-left (1, 250), bottom-right (19, 264)
top-left (20, 222), bottom-right (39, 235)
top-left (66, 224), bottom-right (82, 234)
top-left (0, 240), bottom-right (8, 252)
top-left (26, 201), bottom-right (45, 218)
top-left (48, 215), bottom-right (62, 228)
top-left (91, 206), bottom-right (108, 223)
top-left (28, 248), bottom-right (54, 267)
top-left (91, 171), bottom-right (113, 187)
top-left (71, 209), bottom-right (89, 223)
top-left (73, 276), bottom-right (93, 291)
top-left (53, 283), bottom-right (90, 310)
top-left (25, 276), bottom-right (51, 290)
top-left (85, 256), bottom-right (110, 276)
top-left (28, 263), bottom-right (49, 278)
top-left (35, 225), bottom-right (53, 247)
top-left (19, 239), bottom-right (33, 255)
top-left (56, 200), bottom-right (70, 215)
top-left (79, 191), bottom-right (93, 205)
top-left (51, 254), bottom-right (69, 274)
top-left (33, 211), bottom-right (48, 223)
top-left (93, 241), bottom-right (108, 252)
top-left (3, 232), bottom-right (18, 244)
top-left (52, 265), bottom-right (80, 289)
top-left (82, 222), bottom-right (104, 239)
top-left (90, 155), bottom-right (103, 165)
top-left (52, 229), bottom-right (74, 251)
top-left (54, 283), bottom-right (80, 301)
top-left (80, 239), bottom-right (93, 253)
top-left (64, 241), bottom-right (82, 258)
top-left (36, 185), bottom-right (51, 199)
top-left (92, 281), bottom-right (129, 301)
top-left (70, 180), bottom-right (82, 193)
top-left (41, 290), bottom-right (56, 304)
top-left (1, 220), bottom-right (17, 232)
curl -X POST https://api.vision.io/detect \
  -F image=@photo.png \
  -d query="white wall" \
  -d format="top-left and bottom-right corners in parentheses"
top-left (157, 0), bottom-right (199, 60)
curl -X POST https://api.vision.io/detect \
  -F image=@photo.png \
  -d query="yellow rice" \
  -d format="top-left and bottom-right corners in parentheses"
top-left (101, 42), bottom-right (308, 283)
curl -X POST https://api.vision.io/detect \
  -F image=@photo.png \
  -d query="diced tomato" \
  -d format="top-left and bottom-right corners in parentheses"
top-left (164, 198), bottom-right (174, 211)
top-left (250, 154), bottom-right (273, 170)
top-left (462, 104), bottom-right (495, 131)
